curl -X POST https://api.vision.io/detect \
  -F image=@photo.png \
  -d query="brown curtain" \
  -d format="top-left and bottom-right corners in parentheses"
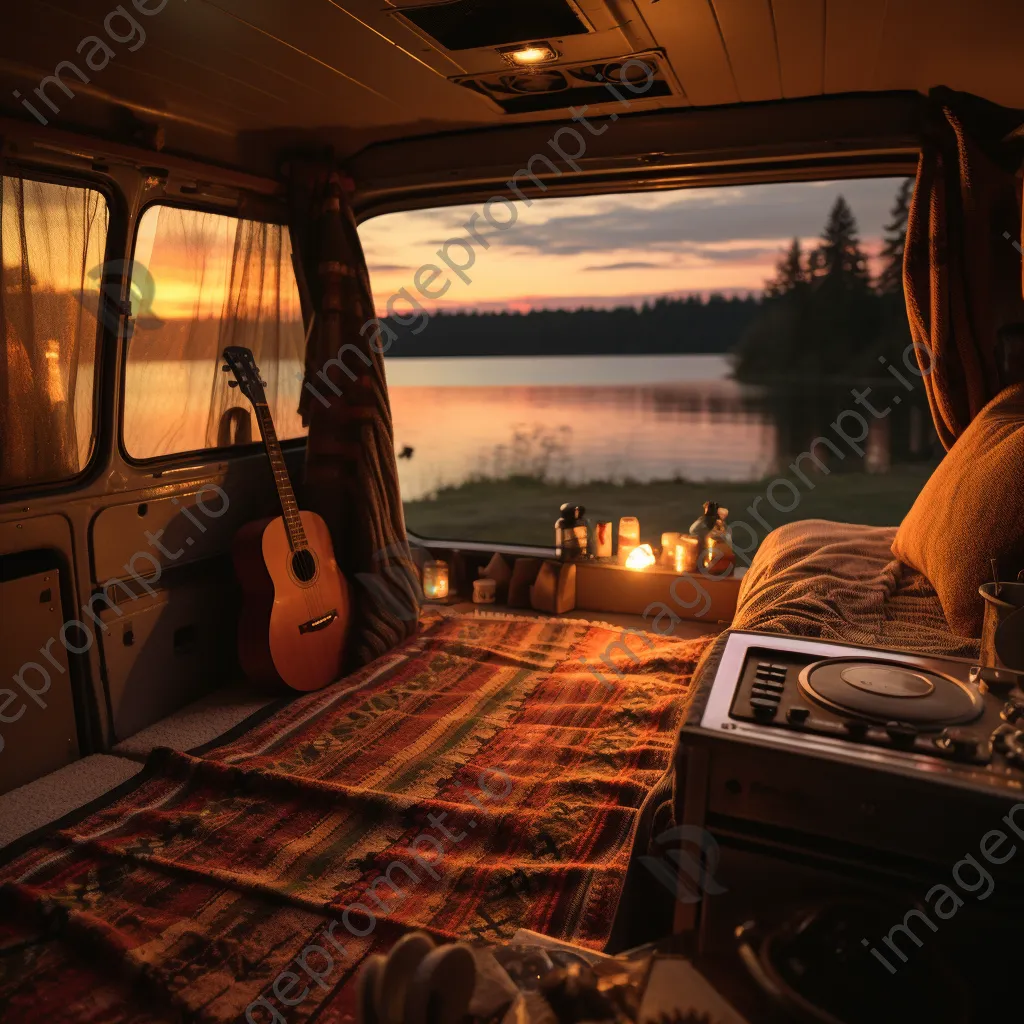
top-left (904, 87), bottom-right (1024, 449)
top-left (123, 208), bottom-right (305, 459)
top-left (0, 169), bottom-right (107, 488)
top-left (288, 163), bottom-right (420, 668)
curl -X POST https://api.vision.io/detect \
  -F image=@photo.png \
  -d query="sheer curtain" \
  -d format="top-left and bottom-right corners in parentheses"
top-left (0, 172), bottom-right (107, 488)
top-left (124, 208), bottom-right (306, 459)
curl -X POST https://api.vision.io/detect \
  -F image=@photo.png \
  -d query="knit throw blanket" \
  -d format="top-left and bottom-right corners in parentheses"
top-left (0, 610), bottom-right (709, 1023)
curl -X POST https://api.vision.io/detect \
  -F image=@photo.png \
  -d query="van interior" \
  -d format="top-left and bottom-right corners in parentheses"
top-left (2, 2), bottom-right (1024, 1022)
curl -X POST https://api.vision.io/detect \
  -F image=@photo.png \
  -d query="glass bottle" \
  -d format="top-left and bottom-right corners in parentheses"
top-left (689, 500), bottom-right (721, 549)
top-left (555, 503), bottom-right (589, 560)
top-left (699, 514), bottom-right (736, 577)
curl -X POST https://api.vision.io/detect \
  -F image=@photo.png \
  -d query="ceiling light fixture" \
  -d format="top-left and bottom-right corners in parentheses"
top-left (499, 42), bottom-right (558, 68)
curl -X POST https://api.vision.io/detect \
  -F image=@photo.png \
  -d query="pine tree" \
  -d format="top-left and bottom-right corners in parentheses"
top-left (817, 196), bottom-right (870, 286)
top-left (805, 246), bottom-right (823, 282)
top-left (765, 238), bottom-right (806, 297)
top-left (877, 178), bottom-right (913, 295)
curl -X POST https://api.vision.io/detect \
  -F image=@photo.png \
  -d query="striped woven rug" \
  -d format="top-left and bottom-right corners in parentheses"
top-left (0, 610), bottom-right (709, 1023)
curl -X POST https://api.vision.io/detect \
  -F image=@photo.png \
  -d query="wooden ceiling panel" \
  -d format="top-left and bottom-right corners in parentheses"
top-left (2, 0), bottom-right (1023, 181)
top-left (0, 1), bottom-right (267, 137)
top-left (772, 0), bottom-right (825, 98)
top-left (823, 0), bottom-right (887, 95)
top-left (875, 0), bottom-right (1024, 109)
top-left (641, 0), bottom-right (739, 107)
top-left (710, 0), bottom-right (783, 103)
top-left (203, 0), bottom-right (493, 127)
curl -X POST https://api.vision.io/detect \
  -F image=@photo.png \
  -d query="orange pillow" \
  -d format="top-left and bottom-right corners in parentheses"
top-left (892, 383), bottom-right (1024, 638)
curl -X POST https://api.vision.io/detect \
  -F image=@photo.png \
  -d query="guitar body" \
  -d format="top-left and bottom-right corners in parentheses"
top-left (233, 511), bottom-right (350, 692)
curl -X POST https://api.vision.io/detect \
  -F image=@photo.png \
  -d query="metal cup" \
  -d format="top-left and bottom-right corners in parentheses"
top-left (979, 582), bottom-right (1024, 671)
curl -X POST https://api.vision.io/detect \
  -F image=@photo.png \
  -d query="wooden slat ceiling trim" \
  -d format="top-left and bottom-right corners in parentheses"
top-left (709, 0), bottom-right (782, 103)
top-left (773, 0), bottom-right (825, 99)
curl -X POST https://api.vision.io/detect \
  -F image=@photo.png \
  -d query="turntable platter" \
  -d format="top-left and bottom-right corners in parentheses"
top-left (798, 658), bottom-right (983, 727)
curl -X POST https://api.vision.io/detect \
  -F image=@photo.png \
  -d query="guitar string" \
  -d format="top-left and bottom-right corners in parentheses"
top-left (244, 365), bottom-right (332, 674)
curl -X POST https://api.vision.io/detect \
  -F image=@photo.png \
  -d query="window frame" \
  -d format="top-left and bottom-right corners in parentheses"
top-left (0, 162), bottom-right (122, 500)
top-left (356, 155), bottom-right (923, 546)
top-left (118, 197), bottom-right (309, 470)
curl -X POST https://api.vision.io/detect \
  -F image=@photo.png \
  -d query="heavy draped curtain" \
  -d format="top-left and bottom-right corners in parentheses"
top-left (905, 87), bottom-right (1024, 449)
top-left (288, 163), bottom-right (420, 668)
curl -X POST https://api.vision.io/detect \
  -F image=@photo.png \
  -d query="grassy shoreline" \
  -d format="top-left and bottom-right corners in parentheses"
top-left (402, 466), bottom-right (936, 549)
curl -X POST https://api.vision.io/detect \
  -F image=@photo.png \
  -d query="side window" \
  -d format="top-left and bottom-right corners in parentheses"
top-left (123, 206), bottom-right (306, 460)
top-left (359, 176), bottom-right (937, 557)
top-left (0, 176), bottom-right (108, 489)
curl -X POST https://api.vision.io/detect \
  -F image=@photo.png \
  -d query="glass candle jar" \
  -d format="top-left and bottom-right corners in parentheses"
top-left (674, 535), bottom-right (700, 574)
top-left (618, 517), bottom-right (640, 564)
top-left (422, 560), bottom-right (449, 601)
top-left (661, 532), bottom-right (681, 566)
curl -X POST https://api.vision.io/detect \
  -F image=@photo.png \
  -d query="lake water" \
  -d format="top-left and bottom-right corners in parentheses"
top-left (120, 353), bottom-right (932, 505)
top-left (386, 354), bottom-right (779, 501)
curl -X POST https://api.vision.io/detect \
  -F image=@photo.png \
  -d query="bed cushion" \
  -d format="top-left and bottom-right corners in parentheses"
top-left (733, 518), bottom-right (976, 657)
top-left (891, 382), bottom-right (1024, 637)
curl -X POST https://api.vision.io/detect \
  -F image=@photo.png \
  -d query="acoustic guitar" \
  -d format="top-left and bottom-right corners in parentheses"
top-left (222, 346), bottom-right (350, 691)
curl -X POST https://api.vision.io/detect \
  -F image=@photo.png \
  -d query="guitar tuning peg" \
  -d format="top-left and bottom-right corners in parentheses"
top-left (227, 380), bottom-right (238, 388)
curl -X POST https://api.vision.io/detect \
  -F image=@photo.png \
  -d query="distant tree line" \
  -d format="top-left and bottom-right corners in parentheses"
top-left (382, 180), bottom-right (914, 382)
top-left (382, 293), bottom-right (761, 358)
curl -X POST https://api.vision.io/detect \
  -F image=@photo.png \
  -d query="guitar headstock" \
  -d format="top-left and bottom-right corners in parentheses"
top-left (222, 346), bottom-right (268, 405)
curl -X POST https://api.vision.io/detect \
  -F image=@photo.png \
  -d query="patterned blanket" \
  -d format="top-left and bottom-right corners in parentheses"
top-left (0, 610), bottom-right (708, 1024)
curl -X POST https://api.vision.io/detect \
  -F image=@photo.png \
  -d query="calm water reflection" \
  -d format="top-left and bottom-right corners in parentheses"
top-left (386, 354), bottom-right (937, 502)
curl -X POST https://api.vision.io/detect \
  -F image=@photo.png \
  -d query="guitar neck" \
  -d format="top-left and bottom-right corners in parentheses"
top-left (252, 400), bottom-right (307, 550)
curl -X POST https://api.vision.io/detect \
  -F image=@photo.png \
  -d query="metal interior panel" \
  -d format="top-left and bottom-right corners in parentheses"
top-left (0, 569), bottom-right (79, 795)
top-left (97, 571), bottom-right (241, 742)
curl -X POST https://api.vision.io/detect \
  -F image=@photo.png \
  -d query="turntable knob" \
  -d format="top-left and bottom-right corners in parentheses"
top-left (884, 721), bottom-right (918, 747)
top-left (843, 720), bottom-right (869, 740)
top-left (936, 727), bottom-right (978, 760)
top-left (1001, 698), bottom-right (1024, 724)
top-left (786, 706), bottom-right (810, 726)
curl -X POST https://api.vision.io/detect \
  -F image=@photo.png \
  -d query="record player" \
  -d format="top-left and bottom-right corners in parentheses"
top-left (671, 632), bottom-right (1024, 1023)
top-left (720, 635), bottom-right (1024, 771)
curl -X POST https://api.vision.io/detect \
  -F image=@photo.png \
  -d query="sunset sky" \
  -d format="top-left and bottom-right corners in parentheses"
top-left (359, 176), bottom-right (910, 315)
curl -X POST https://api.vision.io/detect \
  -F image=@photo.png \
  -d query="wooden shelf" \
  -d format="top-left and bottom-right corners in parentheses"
top-left (447, 557), bottom-right (743, 634)
top-left (574, 559), bottom-right (743, 625)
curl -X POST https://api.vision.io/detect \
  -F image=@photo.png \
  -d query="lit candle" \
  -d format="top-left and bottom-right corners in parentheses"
top-left (674, 536), bottom-right (700, 574)
top-left (625, 543), bottom-right (656, 570)
top-left (422, 560), bottom-right (449, 601)
top-left (594, 521), bottom-right (613, 559)
top-left (618, 517), bottom-right (640, 564)
top-left (660, 532), bottom-right (681, 566)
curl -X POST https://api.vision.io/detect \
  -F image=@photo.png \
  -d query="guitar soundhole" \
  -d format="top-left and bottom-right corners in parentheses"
top-left (291, 548), bottom-right (317, 583)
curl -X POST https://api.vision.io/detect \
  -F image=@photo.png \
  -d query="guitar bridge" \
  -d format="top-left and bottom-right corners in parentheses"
top-left (298, 610), bottom-right (338, 634)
